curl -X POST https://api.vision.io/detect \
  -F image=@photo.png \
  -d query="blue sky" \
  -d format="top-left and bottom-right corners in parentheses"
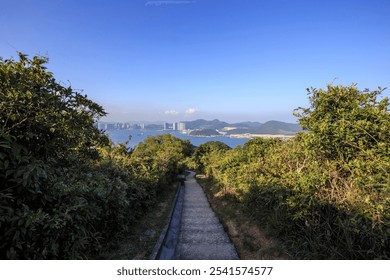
top-left (1, 0), bottom-right (389, 123)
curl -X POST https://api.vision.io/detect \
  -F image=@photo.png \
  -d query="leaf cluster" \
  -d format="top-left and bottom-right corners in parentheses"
top-left (0, 54), bottom-right (192, 259)
top-left (196, 84), bottom-right (390, 259)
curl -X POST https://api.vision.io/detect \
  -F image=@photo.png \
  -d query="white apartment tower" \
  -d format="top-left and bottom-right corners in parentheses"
top-left (178, 122), bottom-right (186, 131)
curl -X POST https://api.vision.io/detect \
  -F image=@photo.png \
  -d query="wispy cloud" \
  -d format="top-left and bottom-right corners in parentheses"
top-left (145, 1), bottom-right (196, 7)
top-left (185, 108), bottom-right (198, 115)
top-left (164, 109), bottom-right (180, 116)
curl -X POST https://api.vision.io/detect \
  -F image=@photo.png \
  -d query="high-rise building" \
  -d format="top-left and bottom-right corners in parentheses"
top-left (172, 122), bottom-right (178, 130)
top-left (178, 122), bottom-right (186, 131)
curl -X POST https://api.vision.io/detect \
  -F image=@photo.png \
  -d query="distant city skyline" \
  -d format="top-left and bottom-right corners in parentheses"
top-left (1, 0), bottom-right (389, 123)
top-left (100, 103), bottom-right (299, 123)
top-left (95, 117), bottom-right (295, 125)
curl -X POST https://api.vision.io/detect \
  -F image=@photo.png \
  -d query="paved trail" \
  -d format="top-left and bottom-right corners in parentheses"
top-left (175, 172), bottom-right (239, 260)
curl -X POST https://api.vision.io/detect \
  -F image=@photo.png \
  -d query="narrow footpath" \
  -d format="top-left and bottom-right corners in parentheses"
top-left (174, 172), bottom-right (239, 260)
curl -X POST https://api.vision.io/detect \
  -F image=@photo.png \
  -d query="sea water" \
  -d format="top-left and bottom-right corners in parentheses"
top-left (106, 129), bottom-right (248, 148)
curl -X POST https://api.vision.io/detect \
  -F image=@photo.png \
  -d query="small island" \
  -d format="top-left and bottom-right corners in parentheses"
top-left (189, 129), bottom-right (221, 137)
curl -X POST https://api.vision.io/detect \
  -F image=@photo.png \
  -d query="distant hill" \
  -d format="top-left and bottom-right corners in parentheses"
top-left (257, 120), bottom-right (302, 134)
top-left (100, 119), bottom-right (302, 135)
top-left (184, 119), bottom-right (229, 130)
top-left (184, 119), bottom-right (301, 135)
top-left (230, 121), bottom-right (263, 129)
top-left (189, 129), bottom-right (221, 137)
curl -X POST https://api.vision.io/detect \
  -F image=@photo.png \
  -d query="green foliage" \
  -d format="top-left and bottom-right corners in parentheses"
top-left (131, 134), bottom-right (192, 186)
top-left (0, 54), bottom-right (192, 259)
top-left (3, 53), bottom-right (387, 259)
top-left (199, 84), bottom-right (390, 259)
top-left (294, 84), bottom-right (390, 162)
top-left (0, 53), bottom-right (107, 164)
top-left (192, 141), bottom-right (230, 176)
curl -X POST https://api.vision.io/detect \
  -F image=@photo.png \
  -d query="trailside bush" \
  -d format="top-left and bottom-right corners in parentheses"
top-left (197, 84), bottom-right (390, 259)
top-left (0, 54), bottom-right (191, 259)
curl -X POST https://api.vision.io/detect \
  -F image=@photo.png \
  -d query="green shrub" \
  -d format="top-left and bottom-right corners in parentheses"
top-left (0, 54), bottom-right (192, 259)
top-left (199, 84), bottom-right (389, 259)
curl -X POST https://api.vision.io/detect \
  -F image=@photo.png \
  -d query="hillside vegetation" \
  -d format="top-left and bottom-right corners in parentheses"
top-left (0, 54), bottom-right (191, 259)
top-left (1, 54), bottom-right (389, 259)
top-left (192, 85), bottom-right (390, 259)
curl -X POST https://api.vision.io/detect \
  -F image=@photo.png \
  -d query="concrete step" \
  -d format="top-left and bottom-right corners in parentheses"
top-left (182, 210), bottom-right (217, 218)
top-left (181, 216), bottom-right (221, 224)
top-left (174, 171), bottom-right (239, 260)
top-left (175, 243), bottom-right (239, 260)
top-left (179, 230), bottom-right (231, 244)
top-left (181, 222), bottom-right (224, 232)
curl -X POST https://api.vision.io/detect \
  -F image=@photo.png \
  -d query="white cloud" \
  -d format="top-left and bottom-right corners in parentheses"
top-left (164, 109), bottom-right (179, 116)
top-left (185, 108), bottom-right (198, 115)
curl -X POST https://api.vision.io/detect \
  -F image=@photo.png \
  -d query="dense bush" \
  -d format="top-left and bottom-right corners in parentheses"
top-left (2, 53), bottom-right (388, 259)
top-left (131, 134), bottom-right (193, 187)
top-left (192, 141), bottom-right (231, 177)
top-left (0, 54), bottom-right (191, 259)
top-left (196, 84), bottom-right (390, 259)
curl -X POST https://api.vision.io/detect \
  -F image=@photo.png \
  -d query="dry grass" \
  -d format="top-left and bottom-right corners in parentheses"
top-left (197, 177), bottom-right (290, 260)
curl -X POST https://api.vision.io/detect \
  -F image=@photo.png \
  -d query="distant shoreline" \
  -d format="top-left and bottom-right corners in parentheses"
top-left (229, 133), bottom-right (295, 139)
top-left (105, 129), bottom-right (296, 140)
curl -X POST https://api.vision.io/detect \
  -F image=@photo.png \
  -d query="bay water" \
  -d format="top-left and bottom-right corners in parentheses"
top-left (106, 129), bottom-right (249, 148)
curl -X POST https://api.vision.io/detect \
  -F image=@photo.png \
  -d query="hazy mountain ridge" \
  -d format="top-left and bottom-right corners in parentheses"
top-left (184, 119), bottom-right (229, 130)
top-left (184, 119), bottom-right (302, 135)
top-left (99, 119), bottom-right (302, 135)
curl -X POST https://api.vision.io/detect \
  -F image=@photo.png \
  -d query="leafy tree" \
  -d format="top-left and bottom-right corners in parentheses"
top-left (192, 141), bottom-right (230, 175)
top-left (131, 134), bottom-right (193, 186)
top-left (1, 54), bottom-right (190, 259)
top-left (198, 84), bottom-right (390, 259)
top-left (294, 84), bottom-right (390, 162)
top-left (0, 53), bottom-right (107, 164)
